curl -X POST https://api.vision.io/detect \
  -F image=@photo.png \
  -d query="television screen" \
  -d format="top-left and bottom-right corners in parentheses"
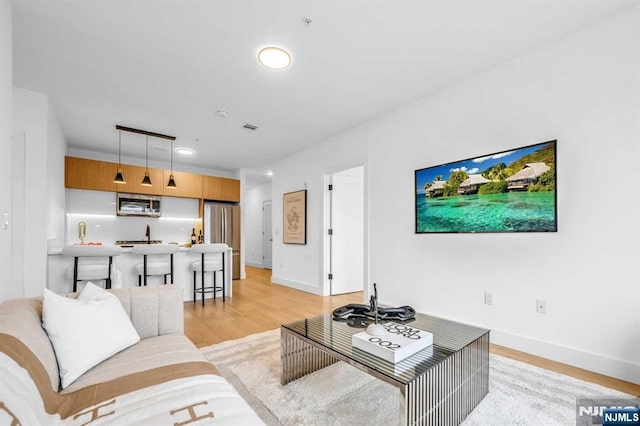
top-left (415, 140), bottom-right (557, 233)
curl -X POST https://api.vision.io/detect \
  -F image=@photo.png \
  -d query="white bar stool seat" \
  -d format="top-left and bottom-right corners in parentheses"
top-left (190, 243), bottom-right (228, 306)
top-left (131, 244), bottom-right (180, 286)
top-left (62, 244), bottom-right (122, 292)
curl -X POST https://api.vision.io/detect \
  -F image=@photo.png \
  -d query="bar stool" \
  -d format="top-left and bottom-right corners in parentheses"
top-left (62, 244), bottom-right (122, 292)
top-left (132, 244), bottom-right (180, 286)
top-left (190, 243), bottom-right (228, 306)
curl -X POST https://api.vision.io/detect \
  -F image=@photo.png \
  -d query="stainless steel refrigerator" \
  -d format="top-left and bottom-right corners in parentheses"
top-left (204, 203), bottom-right (241, 279)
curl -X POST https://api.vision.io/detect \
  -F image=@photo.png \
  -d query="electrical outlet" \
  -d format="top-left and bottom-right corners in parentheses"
top-left (95, 225), bottom-right (101, 234)
top-left (484, 291), bottom-right (494, 305)
top-left (536, 299), bottom-right (546, 314)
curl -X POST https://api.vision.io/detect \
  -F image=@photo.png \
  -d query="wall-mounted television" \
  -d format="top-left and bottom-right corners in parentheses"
top-left (415, 140), bottom-right (557, 233)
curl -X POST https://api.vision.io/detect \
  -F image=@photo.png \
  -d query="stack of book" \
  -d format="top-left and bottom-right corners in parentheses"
top-left (352, 322), bottom-right (433, 363)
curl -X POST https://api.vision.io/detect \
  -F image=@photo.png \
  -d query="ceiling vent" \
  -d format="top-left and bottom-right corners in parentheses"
top-left (243, 123), bottom-right (259, 131)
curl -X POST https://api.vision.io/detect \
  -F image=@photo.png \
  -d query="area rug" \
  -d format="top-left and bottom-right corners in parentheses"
top-left (200, 329), bottom-right (631, 425)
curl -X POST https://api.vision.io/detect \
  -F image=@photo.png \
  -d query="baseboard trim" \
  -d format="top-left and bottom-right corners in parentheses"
top-left (245, 260), bottom-right (263, 268)
top-left (271, 275), bottom-right (323, 296)
top-left (492, 329), bottom-right (640, 385)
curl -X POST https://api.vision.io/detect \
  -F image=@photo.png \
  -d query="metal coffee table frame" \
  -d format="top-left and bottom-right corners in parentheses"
top-left (281, 313), bottom-right (490, 425)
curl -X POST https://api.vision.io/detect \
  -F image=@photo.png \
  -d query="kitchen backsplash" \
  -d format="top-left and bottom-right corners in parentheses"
top-left (66, 189), bottom-right (199, 245)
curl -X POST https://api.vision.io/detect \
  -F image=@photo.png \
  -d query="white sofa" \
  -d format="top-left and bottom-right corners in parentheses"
top-left (0, 285), bottom-right (262, 425)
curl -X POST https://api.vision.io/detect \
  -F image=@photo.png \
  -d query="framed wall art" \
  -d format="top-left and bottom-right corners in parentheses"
top-left (283, 189), bottom-right (307, 244)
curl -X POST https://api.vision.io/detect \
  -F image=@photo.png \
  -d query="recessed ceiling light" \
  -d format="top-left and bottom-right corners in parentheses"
top-left (175, 147), bottom-right (195, 156)
top-left (267, 171), bottom-right (273, 177)
top-left (258, 46), bottom-right (292, 70)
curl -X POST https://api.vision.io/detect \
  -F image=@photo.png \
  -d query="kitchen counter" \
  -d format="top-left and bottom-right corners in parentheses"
top-left (47, 246), bottom-right (233, 301)
top-left (118, 245), bottom-right (193, 254)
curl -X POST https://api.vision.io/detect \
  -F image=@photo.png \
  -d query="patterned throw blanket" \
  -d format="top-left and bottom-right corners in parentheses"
top-left (0, 335), bottom-right (263, 425)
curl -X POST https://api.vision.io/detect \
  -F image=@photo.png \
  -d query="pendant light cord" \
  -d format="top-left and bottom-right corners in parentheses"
top-left (118, 130), bottom-right (122, 166)
top-left (145, 135), bottom-right (149, 170)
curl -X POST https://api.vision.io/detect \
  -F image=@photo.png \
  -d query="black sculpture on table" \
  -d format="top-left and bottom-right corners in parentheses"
top-left (331, 283), bottom-right (416, 328)
top-left (367, 283), bottom-right (385, 335)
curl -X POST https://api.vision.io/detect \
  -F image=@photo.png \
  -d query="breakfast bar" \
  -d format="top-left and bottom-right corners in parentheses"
top-left (47, 244), bottom-right (233, 302)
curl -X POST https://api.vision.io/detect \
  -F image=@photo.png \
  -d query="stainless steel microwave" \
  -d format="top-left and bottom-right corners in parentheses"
top-left (116, 193), bottom-right (161, 217)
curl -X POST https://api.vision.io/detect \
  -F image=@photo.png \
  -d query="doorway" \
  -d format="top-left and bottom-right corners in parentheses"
top-left (263, 200), bottom-right (273, 269)
top-left (327, 165), bottom-right (365, 295)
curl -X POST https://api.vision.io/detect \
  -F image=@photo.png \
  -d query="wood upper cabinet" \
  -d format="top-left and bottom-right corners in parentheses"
top-left (65, 156), bottom-right (162, 195)
top-left (65, 157), bottom-right (117, 192)
top-left (221, 178), bottom-right (241, 202)
top-left (202, 175), bottom-right (223, 200)
top-left (65, 156), bottom-right (239, 201)
top-left (202, 176), bottom-right (240, 202)
top-left (163, 170), bottom-right (203, 198)
top-left (117, 164), bottom-right (164, 195)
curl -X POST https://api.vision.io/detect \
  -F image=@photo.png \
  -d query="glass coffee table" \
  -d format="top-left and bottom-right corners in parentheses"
top-left (281, 313), bottom-right (490, 425)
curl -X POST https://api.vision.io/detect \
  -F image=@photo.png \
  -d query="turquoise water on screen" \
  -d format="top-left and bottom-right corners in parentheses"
top-left (416, 192), bottom-right (556, 233)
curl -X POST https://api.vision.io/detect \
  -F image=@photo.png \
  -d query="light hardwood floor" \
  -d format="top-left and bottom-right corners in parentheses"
top-left (184, 266), bottom-right (639, 397)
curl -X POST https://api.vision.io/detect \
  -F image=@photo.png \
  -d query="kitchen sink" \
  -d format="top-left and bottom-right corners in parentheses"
top-left (115, 240), bottom-right (163, 247)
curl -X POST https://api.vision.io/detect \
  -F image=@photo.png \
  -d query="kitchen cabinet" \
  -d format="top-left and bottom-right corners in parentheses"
top-left (202, 176), bottom-right (240, 202)
top-left (65, 156), bottom-right (240, 202)
top-left (117, 164), bottom-right (164, 195)
top-left (221, 178), bottom-right (241, 202)
top-left (202, 175), bottom-right (223, 200)
top-left (65, 157), bottom-right (117, 192)
top-left (163, 170), bottom-right (203, 198)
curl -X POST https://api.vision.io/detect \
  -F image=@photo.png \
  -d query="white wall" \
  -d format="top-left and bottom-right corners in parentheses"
top-left (272, 8), bottom-right (640, 384)
top-left (245, 182), bottom-right (272, 267)
top-left (0, 0), bottom-right (13, 301)
top-left (12, 88), bottom-right (67, 297)
top-left (47, 104), bottom-right (67, 252)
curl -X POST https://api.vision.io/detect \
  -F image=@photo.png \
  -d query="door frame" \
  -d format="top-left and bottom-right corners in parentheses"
top-left (322, 162), bottom-right (369, 301)
top-left (262, 200), bottom-right (273, 269)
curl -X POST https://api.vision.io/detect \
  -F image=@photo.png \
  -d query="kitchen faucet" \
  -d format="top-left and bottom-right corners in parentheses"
top-left (145, 224), bottom-right (150, 244)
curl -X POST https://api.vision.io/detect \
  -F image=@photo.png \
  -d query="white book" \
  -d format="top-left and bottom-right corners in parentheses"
top-left (352, 322), bottom-right (434, 363)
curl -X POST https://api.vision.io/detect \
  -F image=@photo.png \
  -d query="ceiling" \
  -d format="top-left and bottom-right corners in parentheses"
top-left (12, 0), bottom-right (636, 188)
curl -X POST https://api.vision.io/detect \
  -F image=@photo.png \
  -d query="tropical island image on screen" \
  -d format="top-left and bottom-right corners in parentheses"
top-left (415, 141), bottom-right (556, 233)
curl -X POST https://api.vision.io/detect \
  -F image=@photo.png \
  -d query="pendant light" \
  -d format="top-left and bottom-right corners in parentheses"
top-left (166, 139), bottom-right (177, 189)
top-left (141, 135), bottom-right (152, 186)
top-left (113, 130), bottom-right (126, 184)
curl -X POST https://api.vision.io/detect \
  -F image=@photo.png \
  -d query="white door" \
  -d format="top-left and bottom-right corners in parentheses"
top-left (263, 201), bottom-right (273, 269)
top-left (329, 166), bottom-right (364, 295)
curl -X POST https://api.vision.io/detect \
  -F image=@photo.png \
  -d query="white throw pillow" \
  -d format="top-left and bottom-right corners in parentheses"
top-left (42, 282), bottom-right (140, 389)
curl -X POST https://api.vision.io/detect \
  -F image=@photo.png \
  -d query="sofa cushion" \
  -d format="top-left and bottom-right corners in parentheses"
top-left (43, 283), bottom-right (140, 389)
top-left (106, 285), bottom-right (184, 338)
top-left (0, 298), bottom-right (60, 391)
top-left (61, 333), bottom-right (214, 394)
